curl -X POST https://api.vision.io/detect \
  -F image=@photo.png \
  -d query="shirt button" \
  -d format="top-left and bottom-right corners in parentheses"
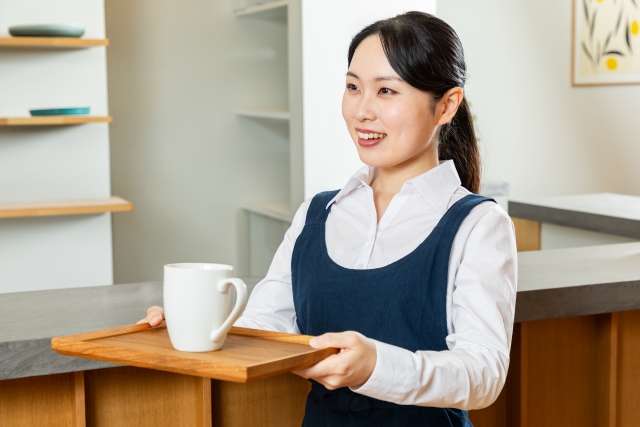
top-left (356, 263), bottom-right (364, 270)
top-left (368, 233), bottom-right (374, 241)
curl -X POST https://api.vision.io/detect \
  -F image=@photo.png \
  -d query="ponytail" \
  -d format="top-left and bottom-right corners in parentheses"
top-left (438, 98), bottom-right (481, 193)
top-left (348, 11), bottom-right (481, 193)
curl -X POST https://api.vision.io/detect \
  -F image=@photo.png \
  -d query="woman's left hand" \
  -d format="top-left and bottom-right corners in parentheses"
top-left (293, 331), bottom-right (377, 390)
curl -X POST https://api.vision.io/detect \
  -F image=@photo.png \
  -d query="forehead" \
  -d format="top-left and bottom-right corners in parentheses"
top-left (348, 35), bottom-right (400, 81)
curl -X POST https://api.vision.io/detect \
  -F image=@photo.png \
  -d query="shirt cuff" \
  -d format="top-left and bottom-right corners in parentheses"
top-left (349, 339), bottom-right (417, 402)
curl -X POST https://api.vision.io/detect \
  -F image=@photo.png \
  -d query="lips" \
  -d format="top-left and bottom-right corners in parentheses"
top-left (356, 128), bottom-right (387, 147)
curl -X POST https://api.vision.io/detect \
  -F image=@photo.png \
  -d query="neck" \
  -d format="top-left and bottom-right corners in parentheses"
top-left (370, 150), bottom-right (440, 196)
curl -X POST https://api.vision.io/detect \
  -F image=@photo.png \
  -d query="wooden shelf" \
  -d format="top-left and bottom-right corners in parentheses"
top-left (0, 37), bottom-right (109, 49)
top-left (235, 108), bottom-right (290, 121)
top-left (243, 201), bottom-right (292, 223)
top-left (0, 197), bottom-right (133, 219)
top-left (0, 116), bottom-right (112, 126)
top-left (234, 1), bottom-right (287, 18)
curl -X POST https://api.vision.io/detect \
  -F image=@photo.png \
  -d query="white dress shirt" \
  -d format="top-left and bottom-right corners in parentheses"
top-left (235, 160), bottom-right (518, 410)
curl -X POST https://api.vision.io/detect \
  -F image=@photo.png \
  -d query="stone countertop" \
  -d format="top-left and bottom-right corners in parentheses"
top-left (516, 242), bottom-right (640, 322)
top-left (508, 193), bottom-right (640, 239)
top-left (3, 250), bottom-right (640, 380)
top-left (0, 277), bottom-right (263, 381)
top-left (1, 282), bottom-right (162, 380)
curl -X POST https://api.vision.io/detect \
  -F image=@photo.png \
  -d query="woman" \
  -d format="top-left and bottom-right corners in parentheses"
top-left (141, 11), bottom-right (517, 427)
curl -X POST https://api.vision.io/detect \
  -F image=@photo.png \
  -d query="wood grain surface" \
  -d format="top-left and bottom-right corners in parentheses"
top-left (0, 37), bottom-right (109, 48)
top-left (617, 309), bottom-right (640, 426)
top-left (52, 324), bottom-right (337, 382)
top-left (212, 374), bottom-right (310, 427)
top-left (0, 196), bottom-right (133, 218)
top-left (74, 372), bottom-right (86, 427)
top-left (596, 313), bottom-right (618, 427)
top-left (0, 116), bottom-right (112, 126)
top-left (0, 372), bottom-right (77, 426)
top-left (520, 316), bottom-right (599, 427)
top-left (85, 367), bottom-right (210, 427)
top-left (511, 217), bottom-right (541, 252)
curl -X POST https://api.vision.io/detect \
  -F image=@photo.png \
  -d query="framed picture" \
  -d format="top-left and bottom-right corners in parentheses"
top-left (573, 0), bottom-right (640, 86)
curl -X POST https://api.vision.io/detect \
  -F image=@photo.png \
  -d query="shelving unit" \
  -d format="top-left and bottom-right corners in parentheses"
top-left (234, 0), bottom-right (435, 277)
top-left (235, 108), bottom-right (290, 121)
top-left (0, 37), bottom-right (109, 49)
top-left (234, 1), bottom-right (287, 19)
top-left (0, 1), bottom-right (127, 293)
top-left (0, 197), bottom-right (133, 219)
top-left (0, 116), bottom-right (112, 126)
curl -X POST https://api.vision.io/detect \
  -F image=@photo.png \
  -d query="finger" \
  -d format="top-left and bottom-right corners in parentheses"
top-left (146, 306), bottom-right (165, 326)
top-left (295, 353), bottom-right (344, 379)
top-left (293, 366), bottom-right (343, 390)
top-left (310, 331), bottom-right (360, 350)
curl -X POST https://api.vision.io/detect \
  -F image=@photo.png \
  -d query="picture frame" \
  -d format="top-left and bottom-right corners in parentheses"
top-left (572, 0), bottom-right (640, 86)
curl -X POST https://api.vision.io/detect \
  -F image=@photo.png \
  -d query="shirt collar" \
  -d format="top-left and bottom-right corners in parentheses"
top-left (326, 160), bottom-right (462, 214)
top-left (326, 165), bottom-right (375, 208)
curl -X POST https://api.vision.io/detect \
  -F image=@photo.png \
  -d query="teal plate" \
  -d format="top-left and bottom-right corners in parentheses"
top-left (30, 107), bottom-right (90, 116)
top-left (9, 24), bottom-right (85, 38)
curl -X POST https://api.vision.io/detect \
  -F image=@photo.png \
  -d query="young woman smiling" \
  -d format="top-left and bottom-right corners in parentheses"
top-left (142, 11), bottom-right (517, 427)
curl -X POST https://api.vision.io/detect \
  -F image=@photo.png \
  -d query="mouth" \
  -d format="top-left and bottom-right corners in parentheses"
top-left (356, 129), bottom-right (387, 147)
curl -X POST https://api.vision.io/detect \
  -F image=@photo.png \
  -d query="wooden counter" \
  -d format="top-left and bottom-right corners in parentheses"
top-left (2, 243), bottom-right (640, 426)
top-left (484, 192), bottom-right (640, 427)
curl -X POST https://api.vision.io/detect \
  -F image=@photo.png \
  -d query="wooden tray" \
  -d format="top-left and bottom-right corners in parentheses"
top-left (52, 323), bottom-right (338, 383)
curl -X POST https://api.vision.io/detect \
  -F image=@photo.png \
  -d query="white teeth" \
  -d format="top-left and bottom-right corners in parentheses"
top-left (357, 131), bottom-right (387, 140)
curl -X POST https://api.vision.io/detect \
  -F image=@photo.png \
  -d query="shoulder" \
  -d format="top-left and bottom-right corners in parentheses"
top-left (449, 187), bottom-right (515, 243)
top-left (289, 190), bottom-right (341, 236)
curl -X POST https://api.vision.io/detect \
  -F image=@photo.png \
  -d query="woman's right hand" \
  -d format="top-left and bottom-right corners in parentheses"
top-left (137, 306), bottom-right (165, 327)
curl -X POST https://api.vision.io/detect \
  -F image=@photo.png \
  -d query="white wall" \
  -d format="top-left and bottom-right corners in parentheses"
top-left (0, 0), bottom-right (113, 293)
top-left (437, 0), bottom-right (640, 200)
top-left (106, 0), bottom-right (290, 283)
top-left (302, 0), bottom-right (437, 198)
top-left (108, 0), bottom-right (640, 284)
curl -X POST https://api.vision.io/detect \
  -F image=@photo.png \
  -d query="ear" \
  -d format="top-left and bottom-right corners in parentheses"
top-left (435, 87), bottom-right (464, 125)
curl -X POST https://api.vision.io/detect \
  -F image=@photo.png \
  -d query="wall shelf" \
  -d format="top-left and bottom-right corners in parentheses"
top-left (243, 201), bottom-right (292, 223)
top-left (236, 108), bottom-right (290, 121)
top-left (0, 37), bottom-right (109, 49)
top-left (0, 116), bottom-right (112, 126)
top-left (234, 1), bottom-right (287, 19)
top-left (0, 197), bottom-right (133, 219)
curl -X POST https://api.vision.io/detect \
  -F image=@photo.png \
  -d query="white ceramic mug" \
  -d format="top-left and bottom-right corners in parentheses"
top-left (164, 263), bottom-right (248, 352)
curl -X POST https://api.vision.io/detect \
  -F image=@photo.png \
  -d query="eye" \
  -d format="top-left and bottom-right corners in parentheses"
top-left (379, 87), bottom-right (396, 95)
top-left (346, 83), bottom-right (359, 91)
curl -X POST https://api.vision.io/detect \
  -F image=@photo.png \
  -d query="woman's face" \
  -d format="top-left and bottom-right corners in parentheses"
top-left (342, 35), bottom-right (439, 170)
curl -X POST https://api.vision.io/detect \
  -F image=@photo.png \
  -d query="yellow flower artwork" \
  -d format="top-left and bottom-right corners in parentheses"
top-left (573, 0), bottom-right (640, 85)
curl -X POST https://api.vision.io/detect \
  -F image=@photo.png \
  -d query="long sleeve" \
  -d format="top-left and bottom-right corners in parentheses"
top-left (351, 205), bottom-right (517, 410)
top-left (234, 200), bottom-right (311, 333)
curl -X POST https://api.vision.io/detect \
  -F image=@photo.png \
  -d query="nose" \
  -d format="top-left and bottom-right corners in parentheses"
top-left (354, 93), bottom-right (377, 122)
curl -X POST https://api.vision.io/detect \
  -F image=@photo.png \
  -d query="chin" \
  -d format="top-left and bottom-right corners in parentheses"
top-left (356, 150), bottom-right (398, 169)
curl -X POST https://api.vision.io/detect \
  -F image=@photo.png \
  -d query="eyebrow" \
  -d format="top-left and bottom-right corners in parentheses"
top-left (346, 71), bottom-right (404, 82)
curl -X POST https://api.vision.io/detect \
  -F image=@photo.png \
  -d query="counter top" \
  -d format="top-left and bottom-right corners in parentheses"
top-left (3, 250), bottom-right (640, 380)
top-left (508, 192), bottom-right (640, 238)
top-left (516, 241), bottom-right (640, 322)
top-left (1, 282), bottom-right (162, 380)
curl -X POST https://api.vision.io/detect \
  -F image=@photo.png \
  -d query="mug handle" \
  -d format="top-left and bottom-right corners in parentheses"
top-left (209, 278), bottom-right (248, 343)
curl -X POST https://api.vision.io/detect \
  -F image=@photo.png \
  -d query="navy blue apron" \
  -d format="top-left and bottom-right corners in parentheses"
top-left (292, 190), bottom-right (495, 427)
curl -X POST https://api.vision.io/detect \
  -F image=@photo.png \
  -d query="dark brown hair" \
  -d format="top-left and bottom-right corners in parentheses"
top-left (347, 11), bottom-right (481, 193)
